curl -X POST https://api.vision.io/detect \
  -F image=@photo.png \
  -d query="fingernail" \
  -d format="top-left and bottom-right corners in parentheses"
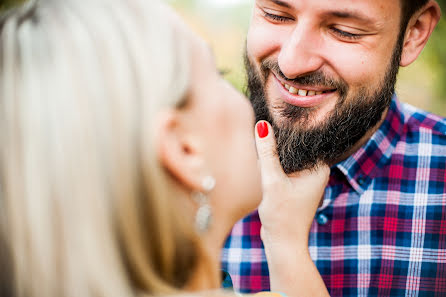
top-left (257, 121), bottom-right (268, 138)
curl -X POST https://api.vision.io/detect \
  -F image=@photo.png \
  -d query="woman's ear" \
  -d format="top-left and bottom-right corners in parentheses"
top-left (156, 109), bottom-right (206, 192)
top-left (400, 0), bottom-right (441, 67)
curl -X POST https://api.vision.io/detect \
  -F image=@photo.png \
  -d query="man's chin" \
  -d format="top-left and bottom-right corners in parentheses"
top-left (270, 105), bottom-right (334, 131)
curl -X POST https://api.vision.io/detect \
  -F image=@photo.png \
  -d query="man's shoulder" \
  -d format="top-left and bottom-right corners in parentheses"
top-left (386, 102), bottom-right (446, 189)
top-left (400, 101), bottom-right (446, 140)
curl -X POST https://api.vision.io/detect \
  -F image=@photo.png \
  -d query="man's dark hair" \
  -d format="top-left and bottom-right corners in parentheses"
top-left (401, 0), bottom-right (430, 31)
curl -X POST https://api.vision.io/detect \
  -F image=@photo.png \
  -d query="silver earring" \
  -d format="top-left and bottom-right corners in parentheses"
top-left (193, 176), bottom-right (216, 233)
top-left (202, 175), bottom-right (216, 192)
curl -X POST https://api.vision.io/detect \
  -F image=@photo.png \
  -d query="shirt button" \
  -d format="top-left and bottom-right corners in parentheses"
top-left (358, 176), bottom-right (366, 186)
top-left (316, 213), bottom-right (328, 225)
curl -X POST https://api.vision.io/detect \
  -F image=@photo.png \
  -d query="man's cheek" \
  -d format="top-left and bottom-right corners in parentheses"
top-left (327, 49), bottom-right (380, 87)
top-left (247, 26), bottom-right (280, 62)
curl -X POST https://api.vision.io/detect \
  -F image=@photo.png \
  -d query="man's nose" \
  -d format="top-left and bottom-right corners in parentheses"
top-left (278, 25), bottom-right (324, 79)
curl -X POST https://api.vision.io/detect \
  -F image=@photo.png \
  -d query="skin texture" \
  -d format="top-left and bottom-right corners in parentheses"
top-left (248, 0), bottom-right (402, 127)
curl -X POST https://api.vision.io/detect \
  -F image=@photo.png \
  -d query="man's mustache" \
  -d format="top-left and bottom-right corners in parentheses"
top-left (260, 59), bottom-right (347, 93)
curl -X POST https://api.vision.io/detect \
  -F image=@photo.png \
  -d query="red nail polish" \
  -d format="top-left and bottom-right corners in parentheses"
top-left (257, 122), bottom-right (268, 138)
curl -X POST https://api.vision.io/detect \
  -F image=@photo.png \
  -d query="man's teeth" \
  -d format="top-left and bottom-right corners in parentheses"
top-left (283, 83), bottom-right (325, 96)
top-left (298, 89), bottom-right (307, 96)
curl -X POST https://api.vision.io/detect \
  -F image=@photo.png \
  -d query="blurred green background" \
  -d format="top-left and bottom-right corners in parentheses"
top-left (2, 0), bottom-right (445, 116)
top-left (169, 0), bottom-right (446, 116)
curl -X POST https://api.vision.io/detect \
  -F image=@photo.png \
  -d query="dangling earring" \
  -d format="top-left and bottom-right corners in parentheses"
top-left (193, 175), bottom-right (216, 233)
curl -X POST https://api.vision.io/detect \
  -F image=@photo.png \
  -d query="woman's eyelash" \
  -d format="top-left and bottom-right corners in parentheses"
top-left (331, 27), bottom-right (361, 40)
top-left (263, 12), bottom-right (290, 22)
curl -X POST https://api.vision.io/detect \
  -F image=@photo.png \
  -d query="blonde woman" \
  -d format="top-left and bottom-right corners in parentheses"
top-left (0, 0), bottom-right (330, 296)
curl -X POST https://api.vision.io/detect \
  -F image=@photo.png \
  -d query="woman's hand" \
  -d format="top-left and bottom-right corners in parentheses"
top-left (254, 120), bottom-right (330, 297)
top-left (255, 121), bottom-right (330, 247)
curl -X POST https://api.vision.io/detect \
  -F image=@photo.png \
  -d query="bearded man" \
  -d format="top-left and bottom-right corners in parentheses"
top-left (222, 0), bottom-right (446, 296)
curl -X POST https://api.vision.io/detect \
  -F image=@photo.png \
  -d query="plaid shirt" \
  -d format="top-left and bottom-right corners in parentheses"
top-left (222, 97), bottom-right (446, 296)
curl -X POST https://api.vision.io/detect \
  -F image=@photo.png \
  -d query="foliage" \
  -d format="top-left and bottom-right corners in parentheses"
top-left (0, 0), bottom-right (24, 11)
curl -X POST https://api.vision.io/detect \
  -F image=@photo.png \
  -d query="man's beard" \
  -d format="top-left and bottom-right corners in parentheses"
top-left (246, 36), bottom-right (403, 174)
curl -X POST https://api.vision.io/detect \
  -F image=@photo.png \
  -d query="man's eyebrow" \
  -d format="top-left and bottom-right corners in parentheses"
top-left (327, 10), bottom-right (376, 24)
top-left (269, 0), bottom-right (292, 9)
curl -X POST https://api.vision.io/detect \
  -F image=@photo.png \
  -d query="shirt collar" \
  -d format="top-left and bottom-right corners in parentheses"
top-left (335, 95), bottom-right (405, 194)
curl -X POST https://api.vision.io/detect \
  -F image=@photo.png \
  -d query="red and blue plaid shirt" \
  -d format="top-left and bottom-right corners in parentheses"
top-left (222, 97), bottom-right (446, 296)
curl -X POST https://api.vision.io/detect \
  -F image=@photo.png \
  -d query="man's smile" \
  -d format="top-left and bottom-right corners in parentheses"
top-left (272, 72), bottom-right (338, 108)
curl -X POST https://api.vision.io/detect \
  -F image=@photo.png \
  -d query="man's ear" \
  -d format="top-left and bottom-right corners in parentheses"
top-left (156, 110), bottom-right (205, 192)
top-left (400, 0), bottom-right (441, 67)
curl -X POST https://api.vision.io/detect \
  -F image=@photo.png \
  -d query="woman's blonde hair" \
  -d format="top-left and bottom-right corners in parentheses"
top-left (0, 0), bottom-right (200, 296)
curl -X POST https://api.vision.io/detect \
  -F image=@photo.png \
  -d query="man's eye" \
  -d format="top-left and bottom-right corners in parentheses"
top-left (331, 27), bottom-right (362, 40)
top-left (263, 12), bottom-right (291, 23)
